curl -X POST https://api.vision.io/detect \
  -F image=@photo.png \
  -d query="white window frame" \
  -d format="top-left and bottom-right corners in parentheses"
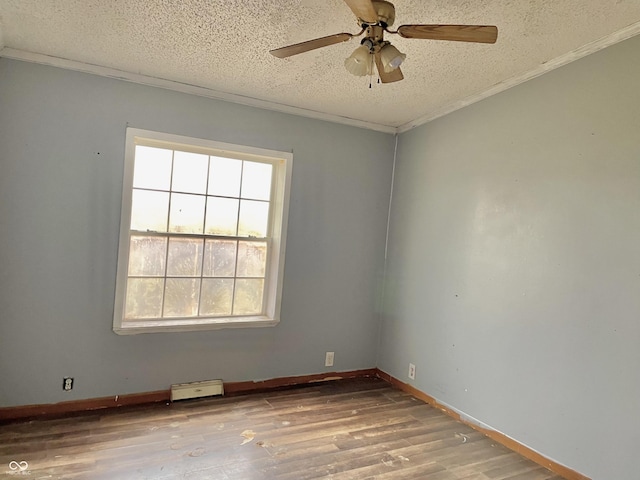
top-left (113, 128), bottom-right (292, 334)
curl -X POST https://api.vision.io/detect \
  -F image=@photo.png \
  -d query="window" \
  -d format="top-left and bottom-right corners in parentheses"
top-left (113, 128), bottom-right (292, 334)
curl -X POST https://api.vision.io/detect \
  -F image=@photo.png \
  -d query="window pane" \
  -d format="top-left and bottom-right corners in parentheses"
top-left (209, 156), bottom-right (242, 197)
top-left (169, 193), bottom-right (205, 233)
top-left (164, 278), bottom-right (200, 317)
top-left (167, 238), bottom-right (203, 277)
top-left (200, 279), bottom-right (233, 316)
top-left (125, 278), bottom-right (164, 319)
top-left (233, 279), bottom-right (264, 315)
top-left (238, 200), bottom-right (269, 237)
top-left (205, 197), bottom-right (239, 236)
top-left (131, 189), bottom-right (169, 232)
top-left (128, 236), bottom-right (167, 276)
top-left (241, 161), bottom-right (272, 201)
top-left (203, 240), bottom-right (237, 277)
top-left (172, 151), bottom-right (208, 194)
top-left (237, 241), bottom-right (267, 277)
top-left (133, 146), bottom-right (172, 190)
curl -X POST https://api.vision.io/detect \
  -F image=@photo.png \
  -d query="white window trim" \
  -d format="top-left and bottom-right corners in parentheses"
top-left (113, 128), bottom-right (292, 334)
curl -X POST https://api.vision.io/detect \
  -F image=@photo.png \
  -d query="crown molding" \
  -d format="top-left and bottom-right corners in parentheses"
top-left (3, 19), bottom-right (640, 138)
top-left (0, 47), bottom-right (397, 134)
top-left (397, 21), bottom-right (640, 133)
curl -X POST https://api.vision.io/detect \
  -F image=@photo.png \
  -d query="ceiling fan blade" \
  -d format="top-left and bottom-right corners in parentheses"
top-left (375, 52), bottom-right (403, 83)
top-left (270, 33), bottom-right (353, 58)
top-left (343, 0), bottom-right (378, 23)
top-left (397, 25), bottom-right (498, 44)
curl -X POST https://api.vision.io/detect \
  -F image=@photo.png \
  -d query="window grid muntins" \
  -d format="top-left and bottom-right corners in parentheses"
top-left (125, 145), bottom-right (273, 321)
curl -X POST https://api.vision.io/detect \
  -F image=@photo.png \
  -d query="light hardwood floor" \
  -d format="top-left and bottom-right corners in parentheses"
top-left (0, 378), bottom-right (565, 479)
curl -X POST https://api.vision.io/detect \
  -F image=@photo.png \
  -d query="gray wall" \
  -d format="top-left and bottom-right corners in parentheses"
top-left (0, 59), bottom-right (394, 407)
top-left (379, 35), bottom-right (640, 479)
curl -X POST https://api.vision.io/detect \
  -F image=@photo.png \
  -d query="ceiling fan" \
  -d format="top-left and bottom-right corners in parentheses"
top-left (270, 0), bottom-right (498, 83)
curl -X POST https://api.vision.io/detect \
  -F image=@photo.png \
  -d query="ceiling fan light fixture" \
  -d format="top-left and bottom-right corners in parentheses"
top-left (380, 43), bottom-right (406, 72)
top-left (344, 45), bottom-right (373, 76)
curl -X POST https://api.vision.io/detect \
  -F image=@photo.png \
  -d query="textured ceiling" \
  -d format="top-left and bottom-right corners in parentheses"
top-left (1, 0), bottom-right (640, 131)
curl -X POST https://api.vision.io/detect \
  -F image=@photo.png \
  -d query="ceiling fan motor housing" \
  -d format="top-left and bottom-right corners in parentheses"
top-left (366, 1), bottom-right (396, 28)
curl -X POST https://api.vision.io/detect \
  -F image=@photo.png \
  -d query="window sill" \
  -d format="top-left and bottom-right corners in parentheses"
top-left (113, 316), bottom-right (279, 335)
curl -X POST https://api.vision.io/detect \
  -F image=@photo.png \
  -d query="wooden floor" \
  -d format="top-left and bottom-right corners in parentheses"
top-left (0, 378), bottom-right (564, 479)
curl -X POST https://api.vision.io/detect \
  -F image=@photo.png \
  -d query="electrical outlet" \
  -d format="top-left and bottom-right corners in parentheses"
top-left (408, 363), bottom-right (416, 380)
top-left (325, 352), bottom-right (335, 367)
top-left (63, 377), bottom-right (74, 391)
